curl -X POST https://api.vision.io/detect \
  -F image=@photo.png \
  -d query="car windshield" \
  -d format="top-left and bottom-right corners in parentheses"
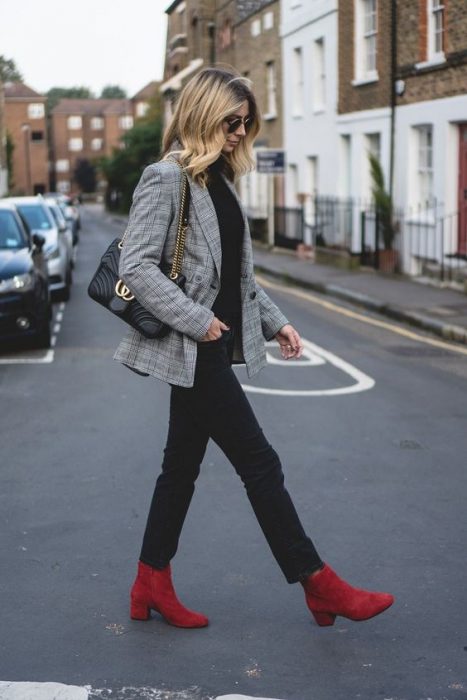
top-left (16, 204), bottom-right (52, 231)
top-left (0, 210), bottom-right (28, 249)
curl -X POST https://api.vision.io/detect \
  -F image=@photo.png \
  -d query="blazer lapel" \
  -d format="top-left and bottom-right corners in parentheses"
top-left (188, 177), bottom-right (222, 279)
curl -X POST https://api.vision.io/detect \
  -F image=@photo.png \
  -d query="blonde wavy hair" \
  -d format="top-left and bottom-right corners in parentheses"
top-left (162, 67), bottom-right (261, 186)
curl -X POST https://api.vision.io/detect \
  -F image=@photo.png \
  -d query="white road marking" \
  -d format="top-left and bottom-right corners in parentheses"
top-left (241, 338), bottom-right (375, 397)
top-left (257, 274), bottom-right (467, 357)
top-left (0, 682), bottom-right (87, 699)
top-left (0, 685), bottom-right (285, 700)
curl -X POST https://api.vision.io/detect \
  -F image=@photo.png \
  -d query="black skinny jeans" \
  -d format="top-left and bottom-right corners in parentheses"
top-left (140, 315), bottom-right (323, 583)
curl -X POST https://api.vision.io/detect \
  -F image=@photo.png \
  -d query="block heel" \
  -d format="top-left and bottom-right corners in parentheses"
top-left (130, 600), bottom-right (150, 620)
top-left (312, 611), bottom-right (336, 627)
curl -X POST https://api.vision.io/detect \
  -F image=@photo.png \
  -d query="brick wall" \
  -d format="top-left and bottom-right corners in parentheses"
top-left (4, 98), bottom-right (48, 195)
top-left (397, 0), bottom-right (467, 105)
top-left (338, 0), bottom-right (392, 114)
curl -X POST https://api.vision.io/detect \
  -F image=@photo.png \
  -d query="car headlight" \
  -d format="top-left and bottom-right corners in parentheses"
top-left (45, 245), bottom-right (60, 260)
top-left (0, 273), bottom-right (34, 293)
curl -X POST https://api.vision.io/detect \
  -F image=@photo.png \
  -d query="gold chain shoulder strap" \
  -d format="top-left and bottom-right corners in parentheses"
top-left (118, 159), bottom-right (189, 283)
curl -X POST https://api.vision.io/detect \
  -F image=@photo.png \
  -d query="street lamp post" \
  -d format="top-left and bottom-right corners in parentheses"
top-left (21, 123), bottom-right (32, 195)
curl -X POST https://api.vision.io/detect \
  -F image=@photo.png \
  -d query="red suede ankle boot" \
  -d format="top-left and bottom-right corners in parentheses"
top-left (130, 561), bottom-right (209, 628)
top-left (302, 563), bottom-right (394, 627)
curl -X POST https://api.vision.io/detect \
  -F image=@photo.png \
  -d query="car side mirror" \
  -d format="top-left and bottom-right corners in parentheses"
top-left (32, 233), bottom-right (46, 250)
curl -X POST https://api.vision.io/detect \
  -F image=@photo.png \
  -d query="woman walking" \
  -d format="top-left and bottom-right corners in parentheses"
top-left (114, 67), bottom-right (394, 629)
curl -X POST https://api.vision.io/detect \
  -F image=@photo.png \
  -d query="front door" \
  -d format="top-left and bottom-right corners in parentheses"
top-left (458, 124), bottom-right (467, 255)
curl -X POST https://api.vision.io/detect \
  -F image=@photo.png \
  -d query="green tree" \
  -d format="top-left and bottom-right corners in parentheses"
top-left (46, 86), bottom-right (95, 113)
top-left (0, 55), bottom-right (23, 83)
top-left (100, 118), bottom-right (162, 213)
top-left (100, 85), bottom-right (127, 99)
top-left (368, 152), bottom-right (395, 251)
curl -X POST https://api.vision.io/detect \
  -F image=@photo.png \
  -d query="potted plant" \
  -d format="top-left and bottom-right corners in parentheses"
top-left (368, 152), bottom-right (398, 272)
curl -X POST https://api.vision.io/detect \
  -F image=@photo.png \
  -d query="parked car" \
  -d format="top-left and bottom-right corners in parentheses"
top-left (0, 202), bottom-right (52, 349)
top-left (45, 192), bottom-right (81, 244)
top-left (44, 198), bottom-right (75, 268)
top-left (2, 196), bottom-right (72, 301)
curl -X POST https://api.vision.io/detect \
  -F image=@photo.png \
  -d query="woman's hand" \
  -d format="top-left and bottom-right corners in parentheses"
top-left (274, 324), bottom-right (304, 359)
top-left (201, 316), bottom-right (230, 342)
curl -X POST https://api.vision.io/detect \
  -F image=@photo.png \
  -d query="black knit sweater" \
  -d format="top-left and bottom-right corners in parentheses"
top-left (207, 157), bottom-right (244, 318)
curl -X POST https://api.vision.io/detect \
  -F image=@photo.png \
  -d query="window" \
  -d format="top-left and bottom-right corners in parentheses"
top-left (354, 0), bottom-right (378, 82)
top-left (31, 131), bottom-right (44, 142)
top-left (67, 116), bottom-right (82, 130)
top-left (429, 0), bottom-right (445, 58)
top-left (365, 132), bottom-right (381, 199)
top-left (91, 117), bottom-right (104, 130)
top-left (265, 61), bottom-right (277, 119)
top-left (28, 103), bottom-right (44, 119)
top-left (136, 102), bottom-right (149, 118)
top-left (57, 180), bottom-right (70, 194)
top-left (119, 116), bottom-right (134, 130)
top-left (292, 47), bottom-right (304, 116)
top-left (56, 159), bottom-right (69, 173)
top-left (91, 138), bottom-right (103, 151)
top-left (251, 19), bottom-right (261, 37)
top-left (416, 125), bottom-right (434, 206)
top-left (263, 11), bottom-right (274, 30)
top-left (68, 138), bottom-right (83, 152)
top-left (313, 38), bottom-right (326, 111)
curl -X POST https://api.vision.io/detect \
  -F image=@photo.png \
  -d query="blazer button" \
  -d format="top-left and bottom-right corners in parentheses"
top-left (194, 273), bottom-right (203, 283)
top-left (249, 291), bottom-right (257, 300)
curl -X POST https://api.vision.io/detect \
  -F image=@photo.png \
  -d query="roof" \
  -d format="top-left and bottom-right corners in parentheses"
top-left (4, 82), bottom-right (45, 100)
top-left (237, 0), bottom-right (276, 22)
top-left (132, 81), bottom-right (160, 101)
top-left (51, 98), bottom-right (132, 116)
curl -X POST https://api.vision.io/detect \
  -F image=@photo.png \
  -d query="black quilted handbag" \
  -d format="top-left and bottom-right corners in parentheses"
top-left (88, 170), bottom-right (190, 339)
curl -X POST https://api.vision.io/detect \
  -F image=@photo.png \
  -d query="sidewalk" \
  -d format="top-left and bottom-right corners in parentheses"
top-left (253, 244), bottom-right (467, 345)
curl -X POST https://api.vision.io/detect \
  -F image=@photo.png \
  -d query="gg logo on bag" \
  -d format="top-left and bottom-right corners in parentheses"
top-left (115, 280), bottom-right (135, 301)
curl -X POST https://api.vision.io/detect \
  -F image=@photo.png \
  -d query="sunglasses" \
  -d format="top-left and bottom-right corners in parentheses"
top-left (224, 115), bottom-right (253, 134)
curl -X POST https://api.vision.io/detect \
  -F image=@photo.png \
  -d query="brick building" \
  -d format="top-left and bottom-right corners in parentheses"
top-left (3, 82), bottom-right (49, 195)
top-left (393, 0), bottom-right (467, 262)
top-left (131, 81), bottom-right (161, 120)
top-left (0, 80), bottom-right (7, 196)
top-left (50, 98), bottom-right (134, 194)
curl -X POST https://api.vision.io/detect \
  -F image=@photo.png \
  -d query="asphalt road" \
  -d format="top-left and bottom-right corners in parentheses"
top-left (1, 205), bottom-right (466, 700)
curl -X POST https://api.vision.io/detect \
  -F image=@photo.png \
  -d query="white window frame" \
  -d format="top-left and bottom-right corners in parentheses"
top-left (428, 0), bottom-right (445, 60)
top-left (68, 137), bottom-right (83, 152)
top-left (353, 0), bottom-right (378, 84)
top-left (119, 115), bottom-right (134, 130)
top-left (136, 102), bottom-right (149, 118)
top-left (313, 37), bottom-right (326, 112)
top-left (28, 103), bottom-right (45, 119)
top-left (90, 117), bottom-right (104, 130)
top-left (57, 180), bottom-right (70, 194)
top-left (91, 138), bottom-right (103, 151)
top-left (67, 116), bottom-right (82, 130)
top-left (55, 159), bottom-right (70, 173)
top-left (264, 61), bottom-right (277, 120)
top-left (263, 11), bottom-right (274, 31)
top-left (292, 47), bottom-right (304, 117)
top-left (416, 125), bottom-right (434, 207)
top-left (251, 19), bottom-right (261, 37)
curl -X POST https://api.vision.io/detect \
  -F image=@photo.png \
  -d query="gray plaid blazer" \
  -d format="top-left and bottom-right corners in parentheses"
top-left (113, 157), bottom-right (289, 387)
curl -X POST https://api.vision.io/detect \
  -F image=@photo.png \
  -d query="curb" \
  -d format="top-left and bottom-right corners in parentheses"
top-left (254, 264), bottom-right (467, 346)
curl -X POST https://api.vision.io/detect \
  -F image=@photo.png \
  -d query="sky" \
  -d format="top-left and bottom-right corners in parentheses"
top-left (0, 0), bottom-right (168, 97)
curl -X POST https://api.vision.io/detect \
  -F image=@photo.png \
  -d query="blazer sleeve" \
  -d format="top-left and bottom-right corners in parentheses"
top-left (255, 280), bottom-right (289, 341)
top-left (118, 163), bottom-right (214, 341)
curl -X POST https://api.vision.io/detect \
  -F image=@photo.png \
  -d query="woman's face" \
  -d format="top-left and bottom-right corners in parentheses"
top-left (221, 100), bottom-right (250, 154)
